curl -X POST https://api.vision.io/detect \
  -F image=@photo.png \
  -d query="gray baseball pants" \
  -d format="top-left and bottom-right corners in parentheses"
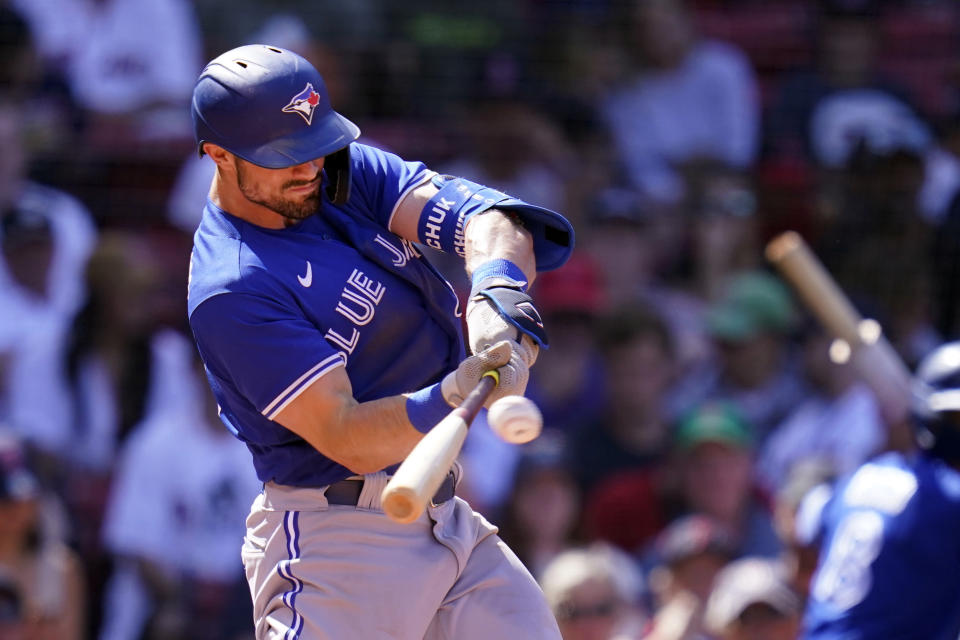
top-left (241, 471), bottom-right (562, 639)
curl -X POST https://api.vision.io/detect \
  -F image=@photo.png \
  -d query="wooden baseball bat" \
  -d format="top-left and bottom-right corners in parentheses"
top-left (382, 372), bottom-right (498, 524)
top-left (765, 231), bottom-right (913, 424)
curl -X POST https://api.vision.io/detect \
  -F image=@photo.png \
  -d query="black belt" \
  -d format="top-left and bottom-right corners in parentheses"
top-left (324, 471), bottom-right (456, 507)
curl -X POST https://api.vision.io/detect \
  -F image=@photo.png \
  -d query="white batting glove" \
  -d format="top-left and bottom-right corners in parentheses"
top-left (465, 295), bottom-right (540, 369)
top-left (441, 340), bottom-right (531, 408)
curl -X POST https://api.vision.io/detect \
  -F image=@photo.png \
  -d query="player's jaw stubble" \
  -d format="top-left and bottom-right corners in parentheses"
top-left (236, 162), bottom-right (322, 223)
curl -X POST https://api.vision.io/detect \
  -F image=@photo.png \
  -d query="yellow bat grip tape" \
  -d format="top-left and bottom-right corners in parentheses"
top-left (481, 370), bottom-right (500, 386)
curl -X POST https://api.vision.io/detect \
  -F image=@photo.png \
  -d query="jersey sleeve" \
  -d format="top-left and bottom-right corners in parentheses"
top-left (190, 291), bottom-right (345, 420)
top-left (348, 143), bottom-right (432, 228)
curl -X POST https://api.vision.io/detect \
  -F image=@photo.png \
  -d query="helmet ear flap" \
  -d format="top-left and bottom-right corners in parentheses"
top-left (324, 146), bottom-right (351, 205)
top-left (912, 341), bottom-right (960, 463)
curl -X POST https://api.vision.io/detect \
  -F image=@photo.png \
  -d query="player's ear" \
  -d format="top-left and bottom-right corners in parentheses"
top-left (203, 143), bottom-right (234, 169)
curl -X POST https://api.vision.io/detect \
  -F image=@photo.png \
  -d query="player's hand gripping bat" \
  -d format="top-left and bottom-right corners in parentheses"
top-left (382, 372), bottom-right (499, 524)
top-left (382, 370), bottom-right (542, 523)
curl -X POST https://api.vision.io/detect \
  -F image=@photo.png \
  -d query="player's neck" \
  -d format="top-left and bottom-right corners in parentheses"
top-left (209, 173), bottom-right (287, 230)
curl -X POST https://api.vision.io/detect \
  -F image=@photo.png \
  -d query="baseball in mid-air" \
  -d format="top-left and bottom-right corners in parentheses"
top-left (487, 395), bottom-right (543, 444)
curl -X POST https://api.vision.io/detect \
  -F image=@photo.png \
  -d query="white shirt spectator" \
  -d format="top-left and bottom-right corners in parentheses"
top-left (0, 182), bottom-right (96, 456)
top-left (919, 146), bottom-right (960, 224)
top-left (602, 40), bottom-right (759, 203)
top-left (0, 294), bottom-right (73, 456)
top-left (808, 88), bottom-right (932, 169)
top-left (99, 375), bottom-right (260, 640)
top-left (102, 406), bottom-right (260, 580)
top-left (166, 153), bottom-right (214, 233)
top-left (65, 328), bottom-right (207, 472)
top-left (0, 182), bottom-right (97, 316)
top-left (13, 0), bottom-right (202, 138)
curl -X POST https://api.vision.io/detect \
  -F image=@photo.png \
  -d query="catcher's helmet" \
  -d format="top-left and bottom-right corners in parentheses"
top-left (912, 341), bottom-right (960, 463)
top-left (192, 45), bottom-right (360, 202)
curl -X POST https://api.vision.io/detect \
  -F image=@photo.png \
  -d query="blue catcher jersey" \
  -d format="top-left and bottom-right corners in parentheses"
top-left (801, 452), bottom-right (960, 640)
top-left (188, 143), bottom-right (465, 487)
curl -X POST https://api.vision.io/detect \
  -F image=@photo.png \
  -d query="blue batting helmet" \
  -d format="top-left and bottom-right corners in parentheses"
top-left (191, 44), bottom-right (360, 170)
top-left (912, 341), bottom-right (960, 463)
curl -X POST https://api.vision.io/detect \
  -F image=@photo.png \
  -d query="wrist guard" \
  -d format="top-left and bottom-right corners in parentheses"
top-left (471, 285), bottom-right (548, 349)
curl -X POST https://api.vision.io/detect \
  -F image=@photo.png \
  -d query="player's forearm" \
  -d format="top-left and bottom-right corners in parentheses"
top-left (326, 394), bottom-right (425, 474)
top-left (276, 384), bottom-right (424, 474)
top-left (464, 210), bottom-right (536, 286)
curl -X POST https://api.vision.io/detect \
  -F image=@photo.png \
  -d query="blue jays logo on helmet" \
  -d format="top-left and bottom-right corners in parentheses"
top-left (282, 83), bottom-right (322, 125)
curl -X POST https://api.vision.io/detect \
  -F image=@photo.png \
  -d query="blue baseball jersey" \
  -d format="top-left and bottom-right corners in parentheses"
top-left (188, 143), bottom-right (465, 487)
top-left (801, 452), bottom-right (960, 639)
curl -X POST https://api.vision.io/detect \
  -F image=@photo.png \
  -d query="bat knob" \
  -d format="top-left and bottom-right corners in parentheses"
top-left (381, 487), bottom-right (420, 524)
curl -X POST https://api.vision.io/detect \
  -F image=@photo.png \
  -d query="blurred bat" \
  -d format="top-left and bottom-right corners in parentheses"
top-left (765, 231), bottom-right (913, 425)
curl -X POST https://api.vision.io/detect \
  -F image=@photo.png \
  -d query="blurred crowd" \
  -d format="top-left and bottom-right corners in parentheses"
top-left (0, 0), bottom-right (959, 638)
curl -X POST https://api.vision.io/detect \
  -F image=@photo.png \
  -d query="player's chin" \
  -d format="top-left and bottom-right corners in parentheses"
top-left (282, 193), bottom-right (321, 220)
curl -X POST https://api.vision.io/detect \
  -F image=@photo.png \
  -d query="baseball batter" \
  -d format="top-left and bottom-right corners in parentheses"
top-left (800, 341), bottom-right (960, 639)
top-left (186, 45), bottom-right (574, 639)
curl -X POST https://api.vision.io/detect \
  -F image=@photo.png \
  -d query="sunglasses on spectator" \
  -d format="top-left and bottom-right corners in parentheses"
top-left (737, 602), bottom-right (790, 625)
top-left (556, 598), bottom-right (619, 621)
